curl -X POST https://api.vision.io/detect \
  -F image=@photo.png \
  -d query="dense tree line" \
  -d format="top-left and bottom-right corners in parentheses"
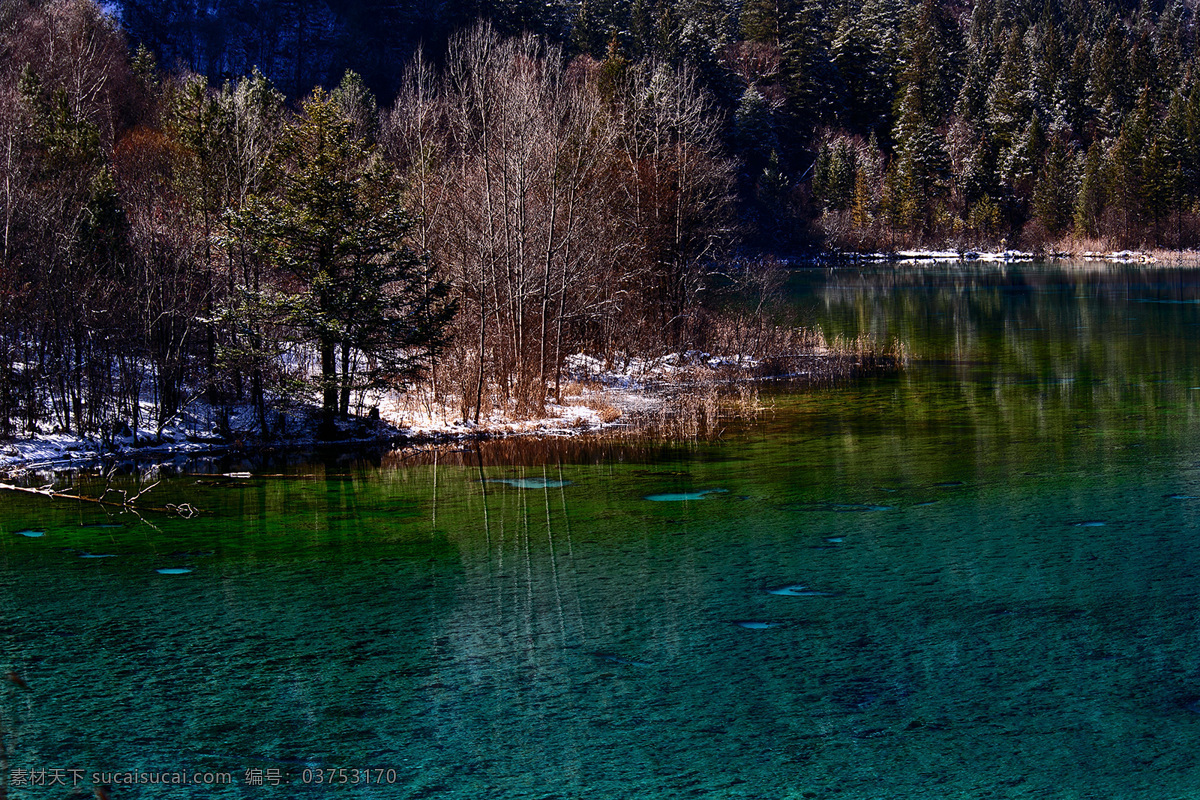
top-left (7, 0), bottom-right (1200, 441)
top-left (0, 0), bottom-right (735, 439)
top-left (102, 0), bottom-right (1200, 252)
top-left (803, 0), bottom-right (1200, 251)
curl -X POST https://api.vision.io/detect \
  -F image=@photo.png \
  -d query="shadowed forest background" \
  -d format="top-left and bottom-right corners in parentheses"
top-left (98, 0), bottom-right (1200, 251)
top-left (3, 0), bottom-right (1200, 442)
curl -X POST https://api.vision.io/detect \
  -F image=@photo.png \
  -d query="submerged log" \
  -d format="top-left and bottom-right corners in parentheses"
top-left (0, 481), bottom-right (200, 518)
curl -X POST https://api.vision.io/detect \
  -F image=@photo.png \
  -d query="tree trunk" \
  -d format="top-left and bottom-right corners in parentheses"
top-left (252, 368), bottom-right (268, 438)
top-left (340, 341), bottom-right (351, 416)
top-left (320, 336), bottom-right (338, 436)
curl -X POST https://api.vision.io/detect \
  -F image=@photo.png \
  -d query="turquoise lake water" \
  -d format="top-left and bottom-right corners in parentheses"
top-left (3, 261), bottom-right (1200, 797)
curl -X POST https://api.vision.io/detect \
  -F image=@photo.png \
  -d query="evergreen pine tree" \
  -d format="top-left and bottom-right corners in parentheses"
top-left (1142, 125), bottom-right (1170, 236)
top-left (1063, 37), bottom-right (1092, 143)
top-left (832, 15), bottom-right (890, 134)
top-left (780, 0), bottom-right (844, 130)
top-left (1002, 111), bottom-right (1046, 207)
top-left (754, 150), bottom-right (792, 239)
top-left (987, 29), bottom-right (1031, 161)
top-left (1126, 24), bottom-right (1157, 101)
top-left (1158, 82), bottom-right (1197, 246)
top-left (826, 139), bottom-right (857, 210)
top-left (1032, 136), bottom-right (1077, 235)
top-left (733, 86), bottom-right (779, 171)
top-left (960, 130), bottom-right (999, 209)
top-left (887, 0), bottom-right (959, 238)
top-left (331, 70), bottom-right (379, 145)
top-left (1086, 20), bottom-right (1130, 141)
top-left (1073, 140), bottom-right (1109, 237)
top-left (1183, 75), bottom-right (1200, 208)
top-left (739, 0), bottom-right (782, 42)
top-left (1109, 90), bottom-right (1152, 243)
top-left (1154, 0), bottom-right (1186, 97)
top-left (888, 83), bottom-right (950, 236)
top-left (235, 88), bottom-right (452, 435)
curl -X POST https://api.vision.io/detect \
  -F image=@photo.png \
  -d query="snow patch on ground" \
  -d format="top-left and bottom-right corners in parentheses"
top-left (0, 421), bottom-right (225, 475)
top-left (0, 350), bottom-right (757, 476)
top-left (895, 250), bottom-right (1035, 262)
top-left (1081, 250), bottom-right (1158, 263)
top-left (843, 249), bottom-right (1158, 264)
top-left (563, 350), bottom-right (759, 389)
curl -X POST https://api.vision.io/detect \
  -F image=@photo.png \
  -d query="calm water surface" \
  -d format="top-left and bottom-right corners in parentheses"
top-left (4, 261), bottom-right (1200, 798)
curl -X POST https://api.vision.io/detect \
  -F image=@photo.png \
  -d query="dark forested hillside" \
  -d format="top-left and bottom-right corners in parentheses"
top-left (102, 0), bottom-right (1200, 251)
top-left (111, 0), bottom-right (475, 100)
top-left (2, 0), bottom-right (1200, 441)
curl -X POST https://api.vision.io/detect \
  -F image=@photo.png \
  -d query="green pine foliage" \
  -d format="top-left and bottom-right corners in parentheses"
top-left (1074, 141), bottom-right (1110, 237)
top-left (733, 86), bottom-right (778, 168)
top-left (91, 0), bottom-right (1200, 251)
top-left (234, 87), bottom-right (452, 433)
top-left (1032, 137), bottom-right (1079, 236)
top-left (13, 0), bottom-right (1200, 440)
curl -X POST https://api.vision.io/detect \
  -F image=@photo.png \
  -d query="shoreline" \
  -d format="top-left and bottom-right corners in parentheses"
top-left (11, 247), bottom-right (1187, 481)
top-left (0, 349), bottom-right (893, 481)
top-left (820, 248), bottom-right (1195, 265)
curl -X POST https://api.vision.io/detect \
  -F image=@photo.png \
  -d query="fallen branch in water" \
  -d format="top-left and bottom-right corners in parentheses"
top-left (0, 480), bottom-right (200, 518)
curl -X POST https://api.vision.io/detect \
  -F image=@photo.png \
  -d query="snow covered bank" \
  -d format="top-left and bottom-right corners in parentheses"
top-left (834, 249), bottom-right (1161, 264)
top-left (0, 349), bottom-right (837, 478)
top-left (0, 393), bottom-right (620, 478)
top-left (0, 343), bottom-right (900, 478)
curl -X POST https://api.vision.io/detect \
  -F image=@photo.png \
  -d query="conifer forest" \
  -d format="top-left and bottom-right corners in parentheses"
top-left (3, 0), bottom-right (1199, 440)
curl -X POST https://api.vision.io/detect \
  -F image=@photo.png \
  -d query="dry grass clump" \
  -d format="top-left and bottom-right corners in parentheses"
top-left (584, 399), bottom-right (622, 423)
top-left (654, 385), bottom-right (721, 439)
top-left (630, 371), bottom-right (766, 440)
top-left (1146, 249), bottom-right (1200, 266)
top-left (559, 379), bottom-right (603, 397)
top-left (1047, 234), bottom-right (1200, 263)
top-left (374, 313), bottom-right (901, 444)
top-left (559, 379), bottom-right (622, 423)
top-left (1055, 234), bottom-right (1121, 255)
top-left (751, 328), bottom-right (905, 386)
top-left (730, 381), bottom-right (763, 417)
